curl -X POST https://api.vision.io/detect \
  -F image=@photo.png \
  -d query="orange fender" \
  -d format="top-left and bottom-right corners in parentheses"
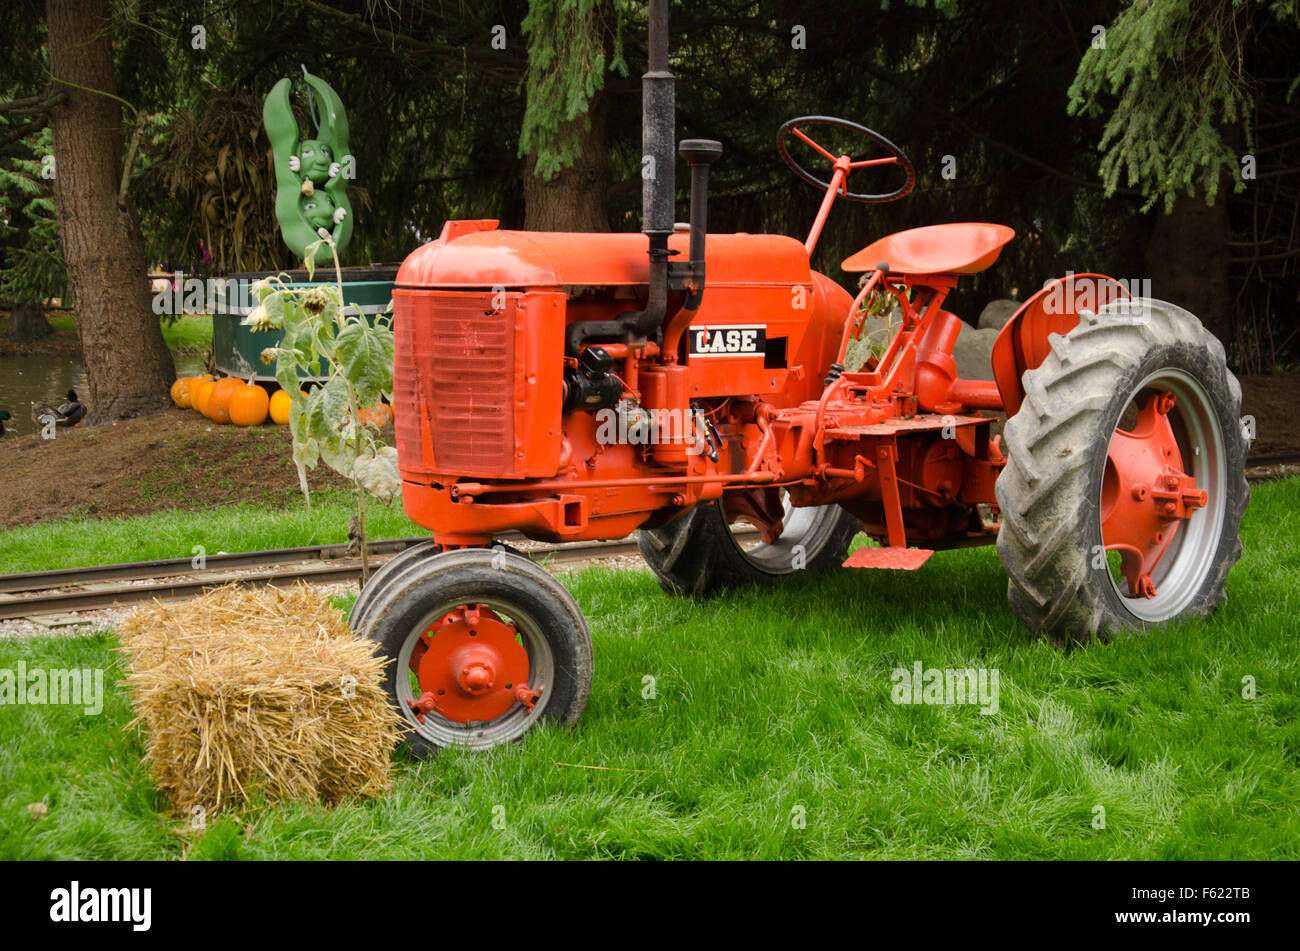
top-left (991, 273), bottom-right (1131, 417)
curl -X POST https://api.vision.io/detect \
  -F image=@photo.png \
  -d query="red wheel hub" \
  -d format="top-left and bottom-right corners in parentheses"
top-left (1100, 392), bottom-right (1208, 598)
top-left (405, 604), bottom-right (539, 724)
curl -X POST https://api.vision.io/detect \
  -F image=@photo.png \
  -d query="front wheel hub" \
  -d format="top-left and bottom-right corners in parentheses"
top-left (1101, 391), bottom-right (1208, 598)
top-left (410, 604), bottom-right (536, 723)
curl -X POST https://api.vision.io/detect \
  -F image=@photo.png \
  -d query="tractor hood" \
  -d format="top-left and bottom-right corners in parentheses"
top-left (396, 220), bottom-right (814, 289)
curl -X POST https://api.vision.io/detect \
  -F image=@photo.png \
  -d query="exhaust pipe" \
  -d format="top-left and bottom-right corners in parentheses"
top-left (565, 0), bottom-right (721, 356)
top-left (642, 0), bottom-right (675, 243)
top-left (567, 0), bottom-right (675, 354)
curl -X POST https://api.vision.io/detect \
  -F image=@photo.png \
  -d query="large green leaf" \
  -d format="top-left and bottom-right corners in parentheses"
top-left (333, 317), bottom-right (395, 407)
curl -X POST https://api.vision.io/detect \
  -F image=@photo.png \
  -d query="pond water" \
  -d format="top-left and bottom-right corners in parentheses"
top-left (0, 350), bottom-right (206, 438)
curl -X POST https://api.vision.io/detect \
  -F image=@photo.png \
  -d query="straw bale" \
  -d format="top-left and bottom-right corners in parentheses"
top-left (118, 584), bottom-right (405, 816)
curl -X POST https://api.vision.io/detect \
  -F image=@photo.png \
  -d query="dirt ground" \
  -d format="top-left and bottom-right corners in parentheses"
top-left (1237, 374), bottom-right (1300, 454)
top-left (0, 407), bottom-right (351, 530)
top-left (1, 375), bottom-right (1297, 532)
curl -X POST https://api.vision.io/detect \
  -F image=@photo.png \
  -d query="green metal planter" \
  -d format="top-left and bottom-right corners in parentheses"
top-left (211, 267), bottom-right (395, 382)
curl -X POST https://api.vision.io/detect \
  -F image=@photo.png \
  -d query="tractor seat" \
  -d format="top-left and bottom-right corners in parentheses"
top-left (842, 223), bottom-right (1015, 276)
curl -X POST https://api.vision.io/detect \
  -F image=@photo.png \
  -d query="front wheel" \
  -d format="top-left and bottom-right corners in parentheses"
top-left (995, 298), bottom-right (1249, 645)
top-left (356, 548), bottom-right (593, 756)
top-left (346, 538), bottom-right (442, 636)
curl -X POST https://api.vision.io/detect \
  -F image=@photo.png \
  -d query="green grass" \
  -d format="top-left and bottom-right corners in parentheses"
top-left (17, 312), bottom-right (211, 354)
top-left (159, 314), bottom-right (214, 354)
top-left (0, 489), bottom-right (425, 574)
top-left (1, 479), bottom-right (1298, 859)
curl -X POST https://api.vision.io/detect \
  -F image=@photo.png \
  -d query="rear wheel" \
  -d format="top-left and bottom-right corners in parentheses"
top-left (356, 548), bottom-right (593, 756)
top-left (637, 490), bottom-right (858, 596)
top-left (995, 298), bottom-right (1249, 645)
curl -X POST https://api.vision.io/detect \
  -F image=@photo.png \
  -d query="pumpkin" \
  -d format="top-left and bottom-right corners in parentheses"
top-left (172, 374), bottom-right (212, 409)
top-left (269, 388), bottom-right (292, 425)
top-left (229, 383), bottom-right (270, 427)
top-left (207, 378), bottom-right (246, 424)
top-left (358, 402), bottom-right (392, 427)
top-left (192, 378), bottom-right (217, 417)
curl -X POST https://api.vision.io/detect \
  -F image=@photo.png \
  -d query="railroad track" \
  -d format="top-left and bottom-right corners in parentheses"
top-left (1243, 450), bottom-right (1300, 473)
top-left (0, 535), bottom-right (646, 621)
top-left (2, 453), bottom-right (1296, 622)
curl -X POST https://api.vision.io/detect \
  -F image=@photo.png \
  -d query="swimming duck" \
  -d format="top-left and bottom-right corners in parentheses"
top-left (32, 389), bottom-right (87, 429)
top-left (0, 410), bottom-right (11, 435)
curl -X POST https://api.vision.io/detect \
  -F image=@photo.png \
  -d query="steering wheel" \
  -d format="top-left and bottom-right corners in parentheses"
top-left (777, 115), bottom-right (915, 203)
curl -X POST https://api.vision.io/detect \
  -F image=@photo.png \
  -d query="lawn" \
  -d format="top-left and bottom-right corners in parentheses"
top-left (0, 488), bottom-right (425, 574)
top-left (159, 314), bottom-right (214, 353)
top-left (1, 479), bottom-right (1297, 859)
top-left (33, 312), bottom-right (213, 354)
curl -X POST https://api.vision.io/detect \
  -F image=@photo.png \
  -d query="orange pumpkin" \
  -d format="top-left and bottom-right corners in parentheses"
top-left (207, 378), bottom-right (246, 424)
top-left (269, 388), bottom-right (292, 425)
top-left (192, 378), bottom-right (217, 417)
top-left (172, 374), bottom-right (212, 409)
top-left (358, 402), bottom-right (393, 427)
top-left (229, 383), bottom-right (270, 427)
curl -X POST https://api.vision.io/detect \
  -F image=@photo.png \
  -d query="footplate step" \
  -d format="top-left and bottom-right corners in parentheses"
top-left (842, 547), bottom-right (934, 571)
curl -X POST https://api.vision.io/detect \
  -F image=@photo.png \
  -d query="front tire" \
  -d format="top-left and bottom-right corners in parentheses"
top-left (995, 298), bottom-right (1249, 645)
top-left (346, 539), bottom-right (442, 635)
top-left (356, 548), bottom-right (593, 756)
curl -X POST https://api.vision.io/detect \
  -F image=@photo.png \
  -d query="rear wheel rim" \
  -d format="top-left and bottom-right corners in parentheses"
top-left (396, 596), bottom-right (555, 749)
top-left (1099, 367), bottom-right (1225, 622)
top-left (725, 490), bottom-right (834, 574)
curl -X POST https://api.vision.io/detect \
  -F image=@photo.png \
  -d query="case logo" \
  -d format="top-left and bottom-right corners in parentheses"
top-left (689, 324), bottom-right (766, 357)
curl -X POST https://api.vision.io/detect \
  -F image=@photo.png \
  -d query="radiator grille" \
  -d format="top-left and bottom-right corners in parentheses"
top-left (393, 290), bottom-right (517, 477)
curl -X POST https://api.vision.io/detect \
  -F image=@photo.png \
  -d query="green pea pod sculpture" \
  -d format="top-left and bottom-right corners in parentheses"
top-left (263, 71), bottom-right (354, 265)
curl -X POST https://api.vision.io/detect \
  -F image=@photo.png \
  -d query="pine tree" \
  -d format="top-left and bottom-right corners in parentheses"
top-left (1069, 0), bottom-right (1300, 212)
top-left (0, 124), bottom-right (61, 339)
top-left (519, 0), bottom-right (627, 229)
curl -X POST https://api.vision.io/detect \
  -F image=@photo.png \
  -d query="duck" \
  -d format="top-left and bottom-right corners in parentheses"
top-left (0, 410), bottom-right (11, 435)
top-left (32, 389), bottom-right (87, 429)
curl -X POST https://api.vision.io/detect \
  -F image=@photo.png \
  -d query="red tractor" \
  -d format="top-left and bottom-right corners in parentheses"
top-left (352, 1), bottom-right (1249, 755)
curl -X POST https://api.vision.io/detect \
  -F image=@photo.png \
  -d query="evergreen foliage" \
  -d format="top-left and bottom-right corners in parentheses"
top-left (0, 124), bottom-right (65, 303)
top-left (519, 0), bottom-right (627, 180)
top-left (1069, 0), bottom-right (1300, 211)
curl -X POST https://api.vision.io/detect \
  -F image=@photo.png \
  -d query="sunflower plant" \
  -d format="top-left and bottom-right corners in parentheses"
top-left (243, 228), bottom-right (397, 583)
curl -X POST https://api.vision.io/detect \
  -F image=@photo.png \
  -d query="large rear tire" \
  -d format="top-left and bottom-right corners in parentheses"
top-left (637, 497), bottom-right (858, 597)
top-left (995, 298), bottom-right (1249, 645)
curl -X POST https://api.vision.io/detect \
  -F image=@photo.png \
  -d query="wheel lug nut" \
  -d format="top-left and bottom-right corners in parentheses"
top-left (1131, 484), bottom-right (1147, 500)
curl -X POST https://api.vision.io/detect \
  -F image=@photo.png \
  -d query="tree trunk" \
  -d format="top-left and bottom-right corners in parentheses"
top-left (5, 300), bottom-right (53, 340)
top-left (45, 0), bottom-right (173, 423)
top-left (1145, 195), bottom-right (1233, 352)
top-left (523, 91), bottom-right (610, 232)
